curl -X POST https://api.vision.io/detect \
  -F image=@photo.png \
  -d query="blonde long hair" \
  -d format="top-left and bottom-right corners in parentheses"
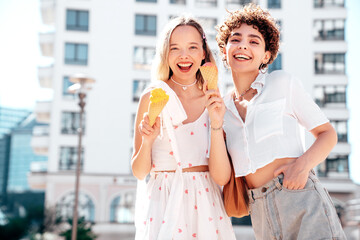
top-left (151, 15), bottom-right (216, 89)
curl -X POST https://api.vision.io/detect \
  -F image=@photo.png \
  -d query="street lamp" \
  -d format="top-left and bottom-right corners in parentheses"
top-left (67, 73), bottom-right (95, 240)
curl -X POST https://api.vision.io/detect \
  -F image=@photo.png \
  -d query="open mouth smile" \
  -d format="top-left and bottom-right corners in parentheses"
top-left (234, 54), bottom-right (251, 60)
top-left (177, 62), bottom-right (193, 72)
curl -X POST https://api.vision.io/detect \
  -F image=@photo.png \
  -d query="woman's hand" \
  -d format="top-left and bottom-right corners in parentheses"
top-left (138, 112), bottom-right (160, 145)
top-left (274, 158), bottom-right (309, 190)
top-left (204, 81), bottom-right (226, 129)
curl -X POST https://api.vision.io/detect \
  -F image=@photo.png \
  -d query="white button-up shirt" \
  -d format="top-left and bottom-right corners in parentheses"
top-left (223, 70), bottom-right (329, 177)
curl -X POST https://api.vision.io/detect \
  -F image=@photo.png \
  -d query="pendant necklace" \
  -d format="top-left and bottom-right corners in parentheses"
top-left (170, 77), bottom-right (197, 90)
top-left (234, 87), bottom-right (252, 102)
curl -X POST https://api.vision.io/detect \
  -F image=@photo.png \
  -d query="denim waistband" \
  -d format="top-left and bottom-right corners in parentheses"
top-left (247, 169), bottom-right (317, 202)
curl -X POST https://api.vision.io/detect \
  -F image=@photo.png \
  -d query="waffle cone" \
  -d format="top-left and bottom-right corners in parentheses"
top-left (148, 88), bottom-right (169, 126)
top-left (200, 62), bottom-right (218, 90)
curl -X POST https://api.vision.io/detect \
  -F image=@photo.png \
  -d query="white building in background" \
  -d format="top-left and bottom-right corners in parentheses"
top-left (29, 0), bottom-right (356, 239)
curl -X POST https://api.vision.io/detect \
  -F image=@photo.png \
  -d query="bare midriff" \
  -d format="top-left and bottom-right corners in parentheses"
top-left (245, 157), bottom-right (297, 189)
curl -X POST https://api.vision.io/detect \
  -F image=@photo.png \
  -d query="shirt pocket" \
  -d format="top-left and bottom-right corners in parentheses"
top-left (254, 98), bottom-right (286, 143)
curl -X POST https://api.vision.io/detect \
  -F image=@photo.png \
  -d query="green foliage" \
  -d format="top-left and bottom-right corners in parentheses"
top-left (59, 217), bottom-right (97, 240)
top-left (0, 217), bottom-right (29, 240)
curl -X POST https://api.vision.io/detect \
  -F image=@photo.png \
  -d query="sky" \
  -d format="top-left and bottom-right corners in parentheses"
top-left (0, 0), bottom-right (359, 183)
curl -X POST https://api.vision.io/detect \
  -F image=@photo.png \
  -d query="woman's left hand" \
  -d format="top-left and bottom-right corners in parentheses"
top-left (274, 159), bottom-right (309, 190)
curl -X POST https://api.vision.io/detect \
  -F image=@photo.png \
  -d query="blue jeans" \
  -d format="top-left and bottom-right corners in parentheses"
top-left (247, 170), bottom-right (346, 240)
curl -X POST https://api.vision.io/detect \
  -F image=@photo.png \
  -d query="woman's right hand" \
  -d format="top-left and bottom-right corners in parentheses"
top-left (138, 112), bottom-right (160, 144)
top-left (204, 88), bottom-right (226, 129)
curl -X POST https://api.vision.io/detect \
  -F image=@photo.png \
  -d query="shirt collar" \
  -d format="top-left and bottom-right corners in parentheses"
top-left (224, 72), bottom-right (267, 112)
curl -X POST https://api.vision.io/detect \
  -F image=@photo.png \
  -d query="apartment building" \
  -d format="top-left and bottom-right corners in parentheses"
top-left (29, 0), bottom-right (355, 238)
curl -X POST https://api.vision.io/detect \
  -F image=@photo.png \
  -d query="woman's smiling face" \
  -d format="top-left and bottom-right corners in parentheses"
top-left (224, 24), bottom-right (270, 74)
top-left (168, 25), bottom-right (205, 80)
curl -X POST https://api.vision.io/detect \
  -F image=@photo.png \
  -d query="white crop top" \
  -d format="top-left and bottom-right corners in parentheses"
top-left (223, 71), bottom-right (329, 177)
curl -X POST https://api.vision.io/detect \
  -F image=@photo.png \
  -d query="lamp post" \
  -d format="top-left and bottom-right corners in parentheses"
top-left (68, 74), bottom-right (95, 240)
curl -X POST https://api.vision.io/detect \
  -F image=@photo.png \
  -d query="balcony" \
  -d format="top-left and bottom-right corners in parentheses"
top-left (31, 125), bottom-right (50, 156)
top-left (38, 65), bottom-right (53, 88)
top-left (34, 101), bottom-right (51, 123)
top-left (39, 32), bottom-right (54, 57)
top-left (40, 0), bottom-right (55, 25)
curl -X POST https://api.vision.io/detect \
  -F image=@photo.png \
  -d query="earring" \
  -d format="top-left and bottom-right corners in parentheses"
top-left (259, 63), bottom-right (268, 74)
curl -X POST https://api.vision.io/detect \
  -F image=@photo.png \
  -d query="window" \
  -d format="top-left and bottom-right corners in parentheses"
top-left (59, 147), bottom-right (84, 171)
top-left (66, 9), bottom-right (89, 31)
top-left (110, 192), bottom-right (135, 223)
top-left (195, 0), bottom-right (217, 7)
top-left (131, 113), bottom-right (136, 137)
top-left (133, 80), bottom-right (150, 102)
top-left (61, 112), bottom-right (85, 135)
top-left (65, 43), bottom-right (88, 65)
top-left (63, 76), bottom-right (76, 98)
top-left (314, 19), bottom-right (345, 40)
top-left (318, 155), bottom-right (348, 177)
top-left (226, 0), bottom-right (253, 6)
top-left (135, 14), bottom-right (156, 36)
top-left (330, 120), bottom-right (348, 142)
top-left (314, 85), bottom-right (346, 107)
top-left (277, 20), bottom-right (282, 41)
top-left (268, 0), bottom-right (281, 9)
top-left (56, 192), bottom-right (95, 222)
top-left (268, 53), bottom-right (282, 73)
top-left (315, 53), bottom-right (345, 74)
top-left (133, 46), bottom-right (155, 70)
top-left (170, 0), bottom-right (186, 4)
top-left (232, 216), bottom-right (252, 226)
top-left (314, 0), bottom-right (344, 8)
top-left (198, 17), bottom-right (217, 40)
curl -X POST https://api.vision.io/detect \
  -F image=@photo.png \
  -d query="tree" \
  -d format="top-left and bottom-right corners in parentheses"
top-left (59, 217), bottom-right (97, 240)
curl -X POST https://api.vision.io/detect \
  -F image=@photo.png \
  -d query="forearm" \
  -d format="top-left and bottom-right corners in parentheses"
top-left (297, 126), bottom-right (337, 172)
top-left (131, 140), bottom-right (153, 180)
top-left (209, 129), bottom-right (231, 186)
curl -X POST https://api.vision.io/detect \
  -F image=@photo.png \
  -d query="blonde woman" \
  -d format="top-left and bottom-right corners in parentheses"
top-left (132, 16), bottom-right (235, 240)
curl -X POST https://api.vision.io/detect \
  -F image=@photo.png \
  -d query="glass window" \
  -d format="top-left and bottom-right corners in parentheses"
top-left (59, 146), bottom-right (84, 171)
top-left (314, 53), bottom-right (345, 74)
top-left (65, 43), bottom-right (88, 65)
top-left (268, 53), bottom-right (282, 73)
top-left (268, 0), bottom-right (281, 8)
top-left (313, 19), bottom-right (345, 40)
top-left (314, 85), bottom-right (346, 107)
top-left (318, 155), bottom-right (348, 177)
top-left (133, 46), bottom-right (155, 70)
top-left (135, 15), bottom-right (156, 36)
top-left (198, 17), bottom-right (217, 40)
top-left (66, 9), bottom-right (89, 31)
top-left (63, 76), bottom-right (76, 99)
top-left (170, 0), bottom-right (186, 4)
top-left (225, 0), bottom-right (253, 6)
top-left (133, 79), bottom-right (150, 102)
top-left (61, 112), bottom-right (85, 135)
top-left (56, 192), bottom-right (95, 222)
top-left (314, 0), bottom-right (344, 8)
top-left (110, 192), bottom-right (135, 223)
top-left (195, 0), bottom-right (217, 7)
top-left (330, 120), bottom-right (348, 142)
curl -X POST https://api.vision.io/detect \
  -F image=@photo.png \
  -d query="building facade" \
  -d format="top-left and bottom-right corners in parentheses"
top-left (30, 0), bottom-right (355, 239)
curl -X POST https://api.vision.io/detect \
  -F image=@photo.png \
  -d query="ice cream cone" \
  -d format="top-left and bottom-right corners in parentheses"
top-left (148, 88), bottom-right (169, 126)
top-left (200, 62), bottom-right (218, 90)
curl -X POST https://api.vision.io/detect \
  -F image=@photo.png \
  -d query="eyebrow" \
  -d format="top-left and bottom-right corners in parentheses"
top-left (170, 42), bottom-right (201, 47)
top-left (230, 32), bottom-right (262, 41)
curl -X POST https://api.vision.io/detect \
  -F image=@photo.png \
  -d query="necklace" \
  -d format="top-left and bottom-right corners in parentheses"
top-left (170, 77), bottom-right (197, 90)
top-left (234, 87), bottom-right (252, 101)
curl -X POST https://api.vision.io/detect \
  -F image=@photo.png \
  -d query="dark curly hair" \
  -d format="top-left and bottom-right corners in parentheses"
top-left (216, 3), bottom-right (280, 70)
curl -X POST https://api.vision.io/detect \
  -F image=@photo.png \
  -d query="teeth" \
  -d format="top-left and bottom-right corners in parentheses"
top-left (178, 63), bottom-right (192, 67)
top-left (235, 54), bottom-right (250, 60)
